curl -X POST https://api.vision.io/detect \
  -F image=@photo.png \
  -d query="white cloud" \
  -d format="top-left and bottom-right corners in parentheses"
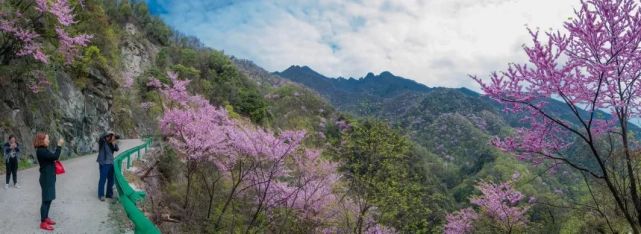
top-left (151, 0), bottom-right (579, 89)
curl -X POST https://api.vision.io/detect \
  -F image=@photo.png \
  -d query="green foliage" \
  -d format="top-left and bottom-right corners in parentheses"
top-left (332, 119), bottom-right (447, 233)
top-left (237, 91), bottom-right (269, 124)
top-left (118, 1), bottom-right (133, 21)
top-left (170, 64), bottom-right (200, 79)
top-left (267, 84), bottom-right (333, 132)
top-left (113, 92), bottom-right (137, 137)
top-left (224, 104), bottom-right (241, 119)
top-left (193, 50), bottom-right (271, 123)
top-left (158, 147), bottom-right (180, 181)
top-left (139, 42), bottom-right (271, 124)
top-left (76, 1), bottom-right (122, 66)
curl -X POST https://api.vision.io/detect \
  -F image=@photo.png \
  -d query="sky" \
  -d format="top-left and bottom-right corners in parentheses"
top-left (146, 0), bottom-right (579, 89)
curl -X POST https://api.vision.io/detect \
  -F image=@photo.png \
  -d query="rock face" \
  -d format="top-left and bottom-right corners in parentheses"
top-left (121, 23), bottom-right (157, 78)
top-left (0, 23), bottom-right (158, 162)
top-left (0, 67), bottom-right (118, 161)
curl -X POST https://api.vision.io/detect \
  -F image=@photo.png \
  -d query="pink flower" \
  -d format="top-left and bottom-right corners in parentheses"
top-left (29, 70), bottom-right (50, 93)
top-left (445, 208), bottom-right (478, 234)
top-left (147, 78), bottom-right (163, 89)
top-left (122, 72), bottom-right (134, 89)
top-left (49, 0), bottom-right (76, 26)
top-left (140, 102), bottom-right (154, 111)
top-left (56, 27), bottom-right (92, 64)
top-left (34, 0), bottom-right (49, 13)
top-left (445, 180), bottom-right (531, 233)
top-left (0, 0), bottom-right (91, 65)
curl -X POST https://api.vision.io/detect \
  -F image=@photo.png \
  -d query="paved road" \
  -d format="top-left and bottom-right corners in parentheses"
top-left (0, 139), bottom-right (142, 234)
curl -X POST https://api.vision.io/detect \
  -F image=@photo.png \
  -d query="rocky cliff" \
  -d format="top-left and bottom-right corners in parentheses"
top-left (0, 23), bottom-right (157, 162)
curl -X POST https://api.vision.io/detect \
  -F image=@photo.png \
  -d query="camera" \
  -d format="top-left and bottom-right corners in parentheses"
top-left (114, 135), bottom-right (122, 140)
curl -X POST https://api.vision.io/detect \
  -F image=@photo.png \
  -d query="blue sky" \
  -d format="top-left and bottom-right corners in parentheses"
top-left (146, 0), bottom-right (578, 89)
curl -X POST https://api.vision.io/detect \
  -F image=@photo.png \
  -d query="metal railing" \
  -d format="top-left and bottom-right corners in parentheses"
top-left (114, 138), bottom-right (161, 234)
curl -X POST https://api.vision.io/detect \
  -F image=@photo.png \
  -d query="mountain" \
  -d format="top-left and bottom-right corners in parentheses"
top-left (276, 65), bottom-right (641, 135)
top-left (232, 60), bottom-right (339, 137)
top-left (275, 65), bottom-right (504, 129)
top-left (275, 66), bottom-right (515, 196)
top-left (274, 66), bottom-right (432, 116)
top-left (274, 65), bottom-right (641, 197)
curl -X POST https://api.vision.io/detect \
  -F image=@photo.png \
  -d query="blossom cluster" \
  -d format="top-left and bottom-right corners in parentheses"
top-left (444, 175), bottom-right (530, 234)
top-left (1, 0), bottom-right (93, 64)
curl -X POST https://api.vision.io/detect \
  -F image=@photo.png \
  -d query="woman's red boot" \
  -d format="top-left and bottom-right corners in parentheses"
top-left (45, 218), bottom-right (56, 225)
top-left (40, 222), bottom-right (54, 231)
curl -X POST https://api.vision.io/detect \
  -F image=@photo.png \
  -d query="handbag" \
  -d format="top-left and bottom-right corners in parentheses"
top-left (55, 160), bottom-right (65, 175)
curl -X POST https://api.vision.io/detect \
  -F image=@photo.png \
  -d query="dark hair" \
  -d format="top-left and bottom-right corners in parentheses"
top-left (33, 132), bottom-right (48, 148)
top-left (8, 135), bottom-right (16, 142)
top-left (106, 133), bottom-right (121, 140)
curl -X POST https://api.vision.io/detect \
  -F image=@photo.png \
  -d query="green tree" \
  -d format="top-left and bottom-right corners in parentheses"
top-left (334, 119), bottom-right (444, 233)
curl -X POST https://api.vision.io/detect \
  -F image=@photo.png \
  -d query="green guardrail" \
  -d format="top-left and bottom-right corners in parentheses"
top-left (114, 138), bottom-right (161, 234)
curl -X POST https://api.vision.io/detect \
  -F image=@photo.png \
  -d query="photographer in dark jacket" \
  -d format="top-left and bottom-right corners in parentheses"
top-left (96, 131), bottom-right (119, 201)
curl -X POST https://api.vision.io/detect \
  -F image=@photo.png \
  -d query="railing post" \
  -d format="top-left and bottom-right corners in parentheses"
top-left (127, 155), bottom-right (131, 168)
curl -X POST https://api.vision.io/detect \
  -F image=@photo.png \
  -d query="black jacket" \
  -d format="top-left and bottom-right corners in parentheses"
top-left (3, 142), bottom-right (20, 162)
top-left (37, 146), bottom-right (61, 201)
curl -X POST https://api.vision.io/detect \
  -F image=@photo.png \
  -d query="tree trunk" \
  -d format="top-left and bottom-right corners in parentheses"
top-left (620, 120), bottom-right (641, 227)
top-left (206, 175), bottom-right (218, 219)
top-left (183, 160), bottom-right (195, 209)
top-left (215, 175), bottom-right (242, 229)
top-left (355, 206), bottom-right (369, 234)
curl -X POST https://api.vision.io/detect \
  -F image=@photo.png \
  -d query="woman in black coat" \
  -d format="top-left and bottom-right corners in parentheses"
top-left (34, 133), bottom-right (65, 231)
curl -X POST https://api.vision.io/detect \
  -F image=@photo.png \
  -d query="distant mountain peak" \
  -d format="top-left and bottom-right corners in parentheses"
top-left (278, 65), bottom-right (328, 80)
top-left (379, 71), bottom-right (394, 77)
top-left (275, 64), bottom-right (434, 104)
top-left (284, 65), bottom-right (318, 73)
top-left (362, 71), bottom-right (398, 79)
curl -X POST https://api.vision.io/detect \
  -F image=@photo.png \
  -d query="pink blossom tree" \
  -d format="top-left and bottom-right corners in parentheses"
top-left (472, 0), bottom-right (641, 231)
top-left (444, 208), bottom-right (478, 234)
top-left (157, 71), bottom-right (368, 232)
top-left (157, 71), bottom-right (234, 211)
top-left (444, 178), bottom-right (529, 234)
top-left (249, 149), bottom-right (343, 232)
top-left (0, 0), bottom-right (92, 64)
top-left (471, 180), bottom-right (529, 233)
top-left (282, 150), bottom-right (341, 225)
top-left (55, 27), bottom-right (92, 64)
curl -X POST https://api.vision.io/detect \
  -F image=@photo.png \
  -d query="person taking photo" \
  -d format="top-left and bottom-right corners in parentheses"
top-left (96, 131), bottom-right (119, 201)
top-left (4, 135), bottom-right (21, 189)
top-left (34, 133), bottom-right (64, 231)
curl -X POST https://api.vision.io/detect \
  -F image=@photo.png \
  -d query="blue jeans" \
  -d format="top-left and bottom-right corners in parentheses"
top-left (98, 164), bottom-right (114, 198)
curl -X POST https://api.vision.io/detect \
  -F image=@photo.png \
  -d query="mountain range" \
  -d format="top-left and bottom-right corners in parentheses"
top-left (272, 65), bottom-right (511, 189)
top-left (275, 65), bottom-right (641, 135)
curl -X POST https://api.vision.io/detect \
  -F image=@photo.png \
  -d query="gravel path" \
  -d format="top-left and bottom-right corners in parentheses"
top-left (0, 139), bottom-right (142, 234)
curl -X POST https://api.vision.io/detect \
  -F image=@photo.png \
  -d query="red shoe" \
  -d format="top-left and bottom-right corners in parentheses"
top-left (45, 218), bottom-right (56, 225)
top-left (40, 222), bottom-right (54, 231)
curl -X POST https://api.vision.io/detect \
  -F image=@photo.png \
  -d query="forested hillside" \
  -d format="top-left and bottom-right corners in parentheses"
top-left (276, 66), bottom-right (607, 233)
